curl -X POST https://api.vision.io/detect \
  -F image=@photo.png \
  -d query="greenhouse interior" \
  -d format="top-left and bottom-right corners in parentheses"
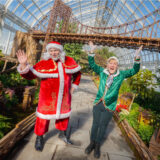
top-left (0, 0), bottom-right (160, 160)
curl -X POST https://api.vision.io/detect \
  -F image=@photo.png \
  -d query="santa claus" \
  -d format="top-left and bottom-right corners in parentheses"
top-left (16, 41), bottom-right (81, 151)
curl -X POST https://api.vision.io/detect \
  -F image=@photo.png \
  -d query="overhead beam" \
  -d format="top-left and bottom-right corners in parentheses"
top-left (30, 32), bottom-right (160, 52)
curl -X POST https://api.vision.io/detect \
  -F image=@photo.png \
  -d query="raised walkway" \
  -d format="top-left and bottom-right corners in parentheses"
top-left (7, 75), bottom-right (136, 160)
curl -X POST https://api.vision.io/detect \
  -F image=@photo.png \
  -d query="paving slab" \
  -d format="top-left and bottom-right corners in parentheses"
top-left (11, 142), bottom-right (56, 160)
top-left (108, 154), bottom-right (135, 160)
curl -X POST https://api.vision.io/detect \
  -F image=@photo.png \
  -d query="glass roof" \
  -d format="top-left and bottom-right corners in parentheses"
top-left (0, 0), bottom-right (160, 72)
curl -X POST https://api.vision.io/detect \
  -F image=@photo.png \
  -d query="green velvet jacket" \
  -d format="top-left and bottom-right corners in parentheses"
top-left (88, 55), bottom-right (140, 112)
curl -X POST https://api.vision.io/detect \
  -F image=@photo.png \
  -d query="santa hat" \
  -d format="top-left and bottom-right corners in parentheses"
top-left (43, 41), bottom-right (65, 62)
top-left (107, 56), bottom-right (119, 64)
top-left (46, 41), bottom-right (63, 52)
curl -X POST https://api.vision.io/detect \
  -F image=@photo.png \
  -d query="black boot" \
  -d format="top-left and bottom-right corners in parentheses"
top-left (58, 130), bottom-right (73, 145)
top-left (85, 141), bottom-right (95, 154)
top-left (58, 131), bottom-right (66, 139)
top-left (94, 142), bottom-right (101, 158)
top-left (35, 136), bottom-right (44, 151)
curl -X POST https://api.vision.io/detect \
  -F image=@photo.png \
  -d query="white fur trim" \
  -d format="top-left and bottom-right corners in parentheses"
top-left (88, 53), bottom-right (95, 57)
top-left (17, 64), bottom-right (30, 74)
top-left (56, 62), bottom-right (64, 119)
top-left (30, 67), bottom-right (58, 78)
top-left (36, 110), bottom-right (71, 120)
top-left (103, 69), bottom-right (120, 77)
top-left (60, 51), bottom-right (65, 63)
top-left (72, 83), bottom-right (78, 89)
top-left (65, 65), bottom-right (81, 74)
top-left (42, 51), bottom-right (65, 63)
top-left (46, 43), bottom-right (63, 52)
top-left (107, 56), bottom-right (119, 64)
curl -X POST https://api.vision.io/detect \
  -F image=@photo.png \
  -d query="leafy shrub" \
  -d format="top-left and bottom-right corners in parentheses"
top-left (33, 87), bottom-right (40, 105)
top-left (0, 71), bottom-right (36, 88)
top-left (119, 80), bottom-right (132, 95)
top-left (0, 115), bottom-right (11, 139)
top-left (4, 94), bottom-right (18, 110)
top-left (120, 103), bottom-right (140, 130)
top-left (137, 121), bottom-right (154, 144)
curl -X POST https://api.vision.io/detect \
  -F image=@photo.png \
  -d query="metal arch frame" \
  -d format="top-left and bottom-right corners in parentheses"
top-left (101, 0), bottom-right (118, 27)
top-left (15, 0), bottom-right (47, 30)
top-left (105, 0), bottom-right (145, 35)
top-left (94, 0), bottom-right (104, 27)
top-left (131, 0), bottom-right (160, 36)
top-left (0, 4), bottom-right (31, 31)
top-left (4, 0), bottom-right (14, 9)
top-left (110, 0), bottom-right (143, 27)
top-left (25, 0), bottom-right (53, 24)
top-left (3, 0), bottom-right (160, 31)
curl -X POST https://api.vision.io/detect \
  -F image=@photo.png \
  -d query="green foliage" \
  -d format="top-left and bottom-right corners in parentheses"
top-left (119, 103), bottom-right (154, 144)
top-left (56, 20), bottom-right (77, 33)
top-left (95, 47), bottom-right (115, 59)
top-left (154, 68), bottom-right (160, 85)
top-left (119, 80), bottom-right (132, 95)
top-left (151, 112), bottom-right (160, 129)
top-left (0, 115), bottom-right (11, 139)
top-left (94, 47), bottom-right (116, 68)
top-left (64, 43), bottom-right (83, 62)
top-left (4, 94), bottom-right (18, 110)
top-left (0, 50), bottom-right (4, 57)
top-left (127, 69), bottom-right (160, 112)
top-left (137, 121), bottom-right (154, 144)
top-left (67, 22), bottom-right (78, 33)
top-left (127, 69), bottom-right (155, 98)
top-left (0, 60), bottom-right (5, 70)
top-left (33, 87), bottom-right (40, 105)
top-left (0, 71), bottom-right (36, 88)
top-left (119, 103), bottom-right (140, 130)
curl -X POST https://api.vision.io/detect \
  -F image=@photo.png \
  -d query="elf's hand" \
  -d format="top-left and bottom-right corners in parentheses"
top-left (88, 41), bottom-right (96, 53)
top-left (135, 45), bottom-right (143, 59)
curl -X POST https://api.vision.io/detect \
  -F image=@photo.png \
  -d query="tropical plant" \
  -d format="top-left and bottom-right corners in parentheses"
top-left (127, 69), bottom-right (156, 99)
top-left (127, 69), bottom-right (160, 112)
top-left (64, 43), bottom-right (83, 62)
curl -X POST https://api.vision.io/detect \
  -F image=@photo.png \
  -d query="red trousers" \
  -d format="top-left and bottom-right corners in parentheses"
top-left (34, 117), bottom-right (69, 136)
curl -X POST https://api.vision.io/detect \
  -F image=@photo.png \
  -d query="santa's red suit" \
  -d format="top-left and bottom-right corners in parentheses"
top-left (17, 42), bottom-right (81, 136)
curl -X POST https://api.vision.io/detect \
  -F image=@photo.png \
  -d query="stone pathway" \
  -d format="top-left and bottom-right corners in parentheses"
top-left (8, 75), bottom-right (136, 160)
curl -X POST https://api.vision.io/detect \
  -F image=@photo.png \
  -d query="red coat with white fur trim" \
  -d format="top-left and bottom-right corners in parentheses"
top-left (18, 56), bottom-right (81, 120)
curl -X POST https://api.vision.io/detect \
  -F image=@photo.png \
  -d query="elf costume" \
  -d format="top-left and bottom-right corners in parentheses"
top-left (85, 54), bottom-right (140, 158)
top-left (17, 41), bottom-right (81, 151)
